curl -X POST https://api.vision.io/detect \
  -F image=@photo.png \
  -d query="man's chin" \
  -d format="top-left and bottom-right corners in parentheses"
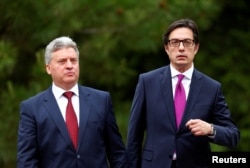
top-left (176, 61), bottom-right (188, 66)
top-left (64, 79), bottom-right (77, 85)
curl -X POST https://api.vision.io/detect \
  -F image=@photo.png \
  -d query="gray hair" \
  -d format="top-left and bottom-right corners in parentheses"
top-left (44, 36), bottom-right (79, 64)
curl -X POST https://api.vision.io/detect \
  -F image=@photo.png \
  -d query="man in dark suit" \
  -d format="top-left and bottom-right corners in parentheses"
top-left (17, 36), bottom-right (127, 168)
top-left (126, 18), bottom-right (240, 168)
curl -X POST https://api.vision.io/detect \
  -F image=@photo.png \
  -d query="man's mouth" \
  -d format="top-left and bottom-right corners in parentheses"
top-left (177, 55), bottom-right (186, 58)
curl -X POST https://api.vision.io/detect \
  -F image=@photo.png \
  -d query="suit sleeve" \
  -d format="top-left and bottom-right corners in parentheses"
top-left (126, 75), bottom-right (146, 168)
top-left (104, 93), bottom-right (128, 168)
top-left (17, 101), bottom-right (38, 168)
top-left (212, 85), bottom-right (240, 147)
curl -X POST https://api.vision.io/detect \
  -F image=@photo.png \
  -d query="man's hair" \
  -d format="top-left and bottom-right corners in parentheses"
top-left (162, 18), bottom-right (199, 45)
top-left (44, 36), bottom-right (79, 64)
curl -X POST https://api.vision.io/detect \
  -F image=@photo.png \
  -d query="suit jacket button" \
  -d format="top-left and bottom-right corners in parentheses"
top-left (77, 154), bottom-right (80, 159)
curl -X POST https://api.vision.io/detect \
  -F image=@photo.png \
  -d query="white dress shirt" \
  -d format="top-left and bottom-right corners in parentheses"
top-left (52, 83), bottom-right (80, 126)
top-left (170, 63), bottom-right (194, 99)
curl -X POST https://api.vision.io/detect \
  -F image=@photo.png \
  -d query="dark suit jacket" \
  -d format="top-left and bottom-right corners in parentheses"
top-left (126, 65), bottom-right (240, 168)
top-left (17, 85), bottom-right (127, 168)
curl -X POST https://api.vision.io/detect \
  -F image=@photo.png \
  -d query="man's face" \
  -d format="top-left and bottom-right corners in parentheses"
top-left (165, 27), bottom-right (199, 72)
top-left (46, 47), bottom-right (79, 90)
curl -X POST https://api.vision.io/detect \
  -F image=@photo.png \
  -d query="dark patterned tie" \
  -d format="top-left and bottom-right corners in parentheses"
top-left (63, 91), bottom-right (78, 149)
top-left (174, 74), bottom-right (186, 127)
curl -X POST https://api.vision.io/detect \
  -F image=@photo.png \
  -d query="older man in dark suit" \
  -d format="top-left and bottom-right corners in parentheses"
top-left (17, 36), bottom-right (127, 168)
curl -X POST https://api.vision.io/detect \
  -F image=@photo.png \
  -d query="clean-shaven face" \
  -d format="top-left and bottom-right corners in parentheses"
top-left (46, 47), bottom-right (79, 90)
top-left (165, 27), bottom-right (199, 72)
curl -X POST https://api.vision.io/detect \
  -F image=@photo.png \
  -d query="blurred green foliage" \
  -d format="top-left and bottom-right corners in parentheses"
top-left (0, 0), bottom-right (249, 167)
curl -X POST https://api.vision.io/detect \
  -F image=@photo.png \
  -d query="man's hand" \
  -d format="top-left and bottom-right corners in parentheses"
top-left (186, 119), bottom-right (212, 136)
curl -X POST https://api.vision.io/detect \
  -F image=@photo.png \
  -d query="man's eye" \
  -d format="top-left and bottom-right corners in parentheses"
top-left (71, 59), bottom-right (78, 63)
top-left (58, 60), bottom-right (66, 63)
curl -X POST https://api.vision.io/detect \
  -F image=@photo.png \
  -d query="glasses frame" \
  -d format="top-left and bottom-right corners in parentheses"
top-left (168, 39), bottom-right (195, 47)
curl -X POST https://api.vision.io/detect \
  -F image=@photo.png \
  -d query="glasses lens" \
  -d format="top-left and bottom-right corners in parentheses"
top-left (169, 39), bottom-right (194, 47)
top-left (183, 39), bottom-right (193, 47)
top-left (169, 40), bottom-right (179, 47)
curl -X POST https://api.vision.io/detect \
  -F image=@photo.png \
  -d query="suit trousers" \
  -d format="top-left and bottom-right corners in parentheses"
top-left (171, 160), bottom-right (176, 168)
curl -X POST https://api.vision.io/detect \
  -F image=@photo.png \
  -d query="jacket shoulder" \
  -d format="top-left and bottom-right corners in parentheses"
top-left (79, 85), bottom-right (110, 96)
top-left (21, 89), bottom-right (48, 104)
top-left (194, 69), bottom-right (221, 86)
top-left (140, 66), bottom-right (169, 78)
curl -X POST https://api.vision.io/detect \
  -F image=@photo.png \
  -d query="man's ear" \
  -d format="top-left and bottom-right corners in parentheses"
top-left (164, 45), bottom-right (170, 55)
top-left (46, 64), bottom-right (51, 75)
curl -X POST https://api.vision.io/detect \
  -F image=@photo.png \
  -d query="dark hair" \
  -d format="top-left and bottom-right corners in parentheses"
top-left (162, 18), bottom-right (199, 45)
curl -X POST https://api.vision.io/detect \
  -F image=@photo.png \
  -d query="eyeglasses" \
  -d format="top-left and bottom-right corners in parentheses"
top-left (168, 39), bottom-right (195, 47)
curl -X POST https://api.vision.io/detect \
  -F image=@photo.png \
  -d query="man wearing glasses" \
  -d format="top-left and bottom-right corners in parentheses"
top-left (126, 18), bottom-right (240, 168)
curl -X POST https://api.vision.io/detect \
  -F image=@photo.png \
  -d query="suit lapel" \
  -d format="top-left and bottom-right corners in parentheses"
top-left (42, 87), bottom-right (73, 147)
top-left (160, 66), bottom-right (177, 130)
top-left (77, 86), bottom-right (91, 150)
top-left (43, 86), bottom-right (91, 151)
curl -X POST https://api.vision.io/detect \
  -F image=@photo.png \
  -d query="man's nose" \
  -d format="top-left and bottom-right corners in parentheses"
top-left (66, 60), bottom-right (73, 67)
top-left (178, 42), bottom-right (185, 49)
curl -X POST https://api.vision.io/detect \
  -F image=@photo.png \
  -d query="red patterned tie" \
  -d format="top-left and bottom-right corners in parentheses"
top-left (63, 91), bottom-right (78, 149)
top-left (174, 74), bottom-right (186, 127)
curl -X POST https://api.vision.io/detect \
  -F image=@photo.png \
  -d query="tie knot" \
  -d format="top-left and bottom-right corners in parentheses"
top-left (63, 91), bottom-right (74, 99)
top-left (177, 74), bottom-right (185, 82)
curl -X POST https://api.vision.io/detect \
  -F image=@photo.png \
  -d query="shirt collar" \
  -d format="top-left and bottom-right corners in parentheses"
top-left (170, 63), bottom-right (194, 80)
top-left (52, 83), bottom-right (79, 100)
